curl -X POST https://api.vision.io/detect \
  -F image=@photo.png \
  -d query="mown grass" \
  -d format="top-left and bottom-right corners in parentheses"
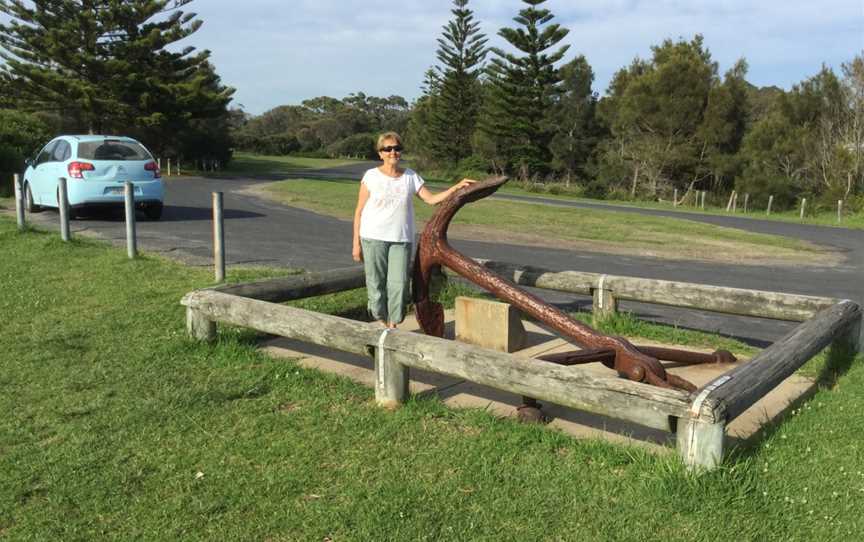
top-left (224, 152), bottom-right (363, 175)
top-left (261, 178), bottom-right (831, 265)
top-left (2, 217), bottom-right (863, 541)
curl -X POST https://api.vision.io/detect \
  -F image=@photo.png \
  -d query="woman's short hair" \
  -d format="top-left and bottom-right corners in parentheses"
top-left (377, 131), bottom-right (403, 151)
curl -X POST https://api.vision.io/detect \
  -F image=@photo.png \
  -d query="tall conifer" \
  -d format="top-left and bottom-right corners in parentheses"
top-left (427, 0), bottom-right (487, 164)
top-left (478, 0), bottom-right (569, 175)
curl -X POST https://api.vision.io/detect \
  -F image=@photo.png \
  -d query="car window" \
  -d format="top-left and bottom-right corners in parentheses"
top-left (77, 140), bottom-right (152, 161)
top-left (35, 141), bottom-right (58, 166)
top-left (53, 141), bottom-right (71, 161)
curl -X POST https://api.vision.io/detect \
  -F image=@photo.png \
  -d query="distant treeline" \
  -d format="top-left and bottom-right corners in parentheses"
top-left (234, 0), bottom-right (863, 213)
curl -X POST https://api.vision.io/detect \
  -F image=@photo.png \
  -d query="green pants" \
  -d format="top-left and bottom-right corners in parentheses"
top-left (360, 238), bottom-right (411, 324)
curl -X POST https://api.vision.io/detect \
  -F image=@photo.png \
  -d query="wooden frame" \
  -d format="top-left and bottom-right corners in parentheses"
top-left (181, 263), bottom-right (862, 471)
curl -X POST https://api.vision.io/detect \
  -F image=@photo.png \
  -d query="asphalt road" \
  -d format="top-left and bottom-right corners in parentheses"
top-left (18, 162), bottom-right (863, 347)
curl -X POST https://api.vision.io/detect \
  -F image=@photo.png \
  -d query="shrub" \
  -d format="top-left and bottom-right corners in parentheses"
top-left (326, 133), bottom-right (377, 159)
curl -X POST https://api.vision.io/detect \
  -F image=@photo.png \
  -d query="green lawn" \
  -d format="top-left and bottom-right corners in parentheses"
top-left (224, 152), bottom-right (364, 174)
top-left (261, 178), bottom-right (832, 266)
top-left (2, 217), bottom-right (863, 540)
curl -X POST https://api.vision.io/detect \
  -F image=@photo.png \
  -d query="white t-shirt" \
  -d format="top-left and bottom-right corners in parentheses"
top-left (359, 167), bottom-right (425, 242)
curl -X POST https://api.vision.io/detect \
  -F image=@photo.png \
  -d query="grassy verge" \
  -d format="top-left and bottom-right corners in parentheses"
top-left (3, 217), bottom-right (864, 540)
top-left (224, 152), bottom-right (363, 175)
top-left (259, 178), bottom-right (832, 265)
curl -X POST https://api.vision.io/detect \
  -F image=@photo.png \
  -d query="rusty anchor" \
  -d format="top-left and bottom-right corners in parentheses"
top-left (412, 176), bottom-right (736, 419)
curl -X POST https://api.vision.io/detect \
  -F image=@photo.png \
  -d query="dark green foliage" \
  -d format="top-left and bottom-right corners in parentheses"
top-left (326, 132), bottom-right (377, 160)
top-left (0, 108), bottom-right (52, 195)
top-left (425, 0), bottom-right (487, 165)
top-left (476, 0), bottom-right (570, 177)
top-left (549, 55), bottom-right (601, 185)
top-left (0, 0), bottom-right (234, 162)
top-left (233, 94), bottom-right (409, 158)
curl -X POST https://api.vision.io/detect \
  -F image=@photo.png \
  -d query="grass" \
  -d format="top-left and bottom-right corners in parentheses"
top-left (2, 216), bottom-right (864, 540)
top-left (223, 152), bottom-right (363, 175)
top-left (260, 178), bottom-right (831, 265)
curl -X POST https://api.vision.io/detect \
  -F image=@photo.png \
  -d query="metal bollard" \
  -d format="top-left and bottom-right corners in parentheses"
top-left (13, 173), bottom-right (25, 230)
top-left (125, 181), bottom-right (137, 258)
top-left (213, 192), bottom-right (225, 282)
top-left (58, 177), bottom-right (71, 241)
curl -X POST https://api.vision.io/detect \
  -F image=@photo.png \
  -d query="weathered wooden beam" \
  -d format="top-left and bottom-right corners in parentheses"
top-left (181, 289), bottom-right (695, 430)
top-left (465, 260), bottom-right (837, 322)
top-left (186, 307), bottom-right (216, 342)
top-left (210, 266), bottom-right (366, 303)
top-left (691, 300), bottom-right (862, 423)
top-left (374, 328), bottom-right (409, 409)
top-left (677, 417), bottom-right (725, 471)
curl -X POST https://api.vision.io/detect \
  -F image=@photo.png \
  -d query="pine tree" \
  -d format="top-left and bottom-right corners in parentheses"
top-left (427, 0), bottom-right (488, 165)
top-left (0, 0), bottom-right (233, 155)
top-left (549, 55), bottom-right (599, 185)
top-left (478, 0), bottom-right (569, 176)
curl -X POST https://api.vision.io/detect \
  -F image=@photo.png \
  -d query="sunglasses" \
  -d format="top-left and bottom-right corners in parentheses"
top-left (379, 145), bottom-right (403, 153)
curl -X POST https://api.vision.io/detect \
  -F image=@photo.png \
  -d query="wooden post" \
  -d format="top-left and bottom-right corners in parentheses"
top-left (743, 193), bottom-right (749, 213)
top-left (167, 158), bottom-right (172, 177)
top-left (58, 177), bottom-right (70, 241)
top-left (700, 191), bottom-right (705, 210)
top-left (677, 417), bottom-right (725, 471)
top-left (592, 275), bottom-right (618, 324)
top-left (725, 191), bottom-right (734, 212)
top-left (177, 160), bottom-right (181, 176)
top-left (124, 181), bottom-right (137, 259)
top-left (157, 158), bottom-right (161, 171)
top-left (13, 173), bottom-right (25, 230)
top-left (186, 307), bottom-right (216, 342)
top-left (374, 329), bottom-right (409, 409)
top-left (213, 191), bottom-right (225, 282)
top-left (767, 195), bottom-right (774, 216)
top-left (731, 192), bottom-right (738, 213)
top-left (800, 198), bottom-right (806, 220)
top-left (673, 188), bottom-right (678, 207)
top-left (838, 200), bottom-right (843, 223)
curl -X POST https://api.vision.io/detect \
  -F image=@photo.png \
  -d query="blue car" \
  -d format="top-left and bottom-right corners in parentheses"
top-left (23, 135), bottom-right (165, 220)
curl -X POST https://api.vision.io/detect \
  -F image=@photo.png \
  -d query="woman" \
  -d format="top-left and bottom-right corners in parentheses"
top-left (352, 132), bottom-right (475, 329)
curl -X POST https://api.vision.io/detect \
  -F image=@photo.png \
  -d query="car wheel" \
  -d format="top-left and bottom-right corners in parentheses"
top-left (144, 203), bottom-right (163, 221)
top-left (24, 183), bottom-right (42, 213)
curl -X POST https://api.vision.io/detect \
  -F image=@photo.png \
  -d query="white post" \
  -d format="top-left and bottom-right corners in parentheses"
top-left (157, 157), bottom-right (162, 170)
top-left (58, 177), bottom-right (70, 241)
top-left (725, 191), bottom-right (734, 212)
top-left (800, 198), bottom-right (806, 220)
top-left (167, 158), bottom-right (172, 177)
top-left (838, 200), bottom-right (843, 223)
top-left (731, 192), bottom-right (738, 213)
top-left (13, 173), bottom-right (25, 230)
top-left (213, 191), bottom-right (225, 282)
top-left (374, 329), bottom-right (409, 409)
top-left (177, 160), bottom-right (181, 176)
top-left (677, 417), bottom-right (725, 471)
top-left (743, 193), bottom-right (749, 213)
top-left (673, 188), bottom-right (678, 207)
top-left (700, 190), bottom-right (705, 210)
top-left (767, 195), bottom-right (774, 216)
top-left (125, 181), bottom-right (137, 259)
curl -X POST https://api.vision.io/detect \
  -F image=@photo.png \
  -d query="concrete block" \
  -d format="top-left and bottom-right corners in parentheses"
top-left (455, 296), bottom-right (526, 353)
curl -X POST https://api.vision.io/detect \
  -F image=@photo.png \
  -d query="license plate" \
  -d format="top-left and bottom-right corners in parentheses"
top-left (105, 185), bottom-right (141, 195)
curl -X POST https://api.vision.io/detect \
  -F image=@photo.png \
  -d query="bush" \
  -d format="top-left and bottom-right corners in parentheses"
top-left (326, 133), bottom-right (377, 159)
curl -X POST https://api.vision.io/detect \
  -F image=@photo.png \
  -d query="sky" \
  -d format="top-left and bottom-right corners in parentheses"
top-left (3, 1), bottom-right (863, 115)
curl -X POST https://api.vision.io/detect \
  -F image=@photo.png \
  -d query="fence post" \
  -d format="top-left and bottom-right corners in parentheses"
top-left (673, 188), bottom-right (678, 207)
top-left (725, 191), bottom-right (734, 212)
top-left (374, 329), bottom-right (409, 409)
top-left (731, 192), bottom-right (738, 213)
top-left (700, 190), bottom-right (705, 210)
top-left (767, 195), bottom-right (774, 216)
top-left (125, 181), bottom-right (137, 259)
top-left (800, 198), bottom-right (806, 220)
top-left (157, 158), bottom-right (162, 171)
top-left (838, 200), bottom-right (843, 223)
top-left (187, 307), bottom-right (216, 342)
top-left (58, 177), bottom-right (71, 241)
top-left (213, 191), bottom-right (225, 282)
top-left (743, 193), bottom-right (749, 213)
top-left (177, 160), bottom-right (181, 176)
top-left (13, 173), bottom-right (25, 230)
top-left (677, 416), bottom-right (725, 471)
top-left (592, 275), bottom-right (618, 324)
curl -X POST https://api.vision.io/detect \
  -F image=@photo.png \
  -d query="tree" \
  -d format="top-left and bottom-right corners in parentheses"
top-left (426, 0), bottom-right (487, 165)
top-left (549, 55), bottom-right (599, 185)
top-left (477, 0), bottom-right (569, 176)
top-left (0, 0), bottom-right (234, 159)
